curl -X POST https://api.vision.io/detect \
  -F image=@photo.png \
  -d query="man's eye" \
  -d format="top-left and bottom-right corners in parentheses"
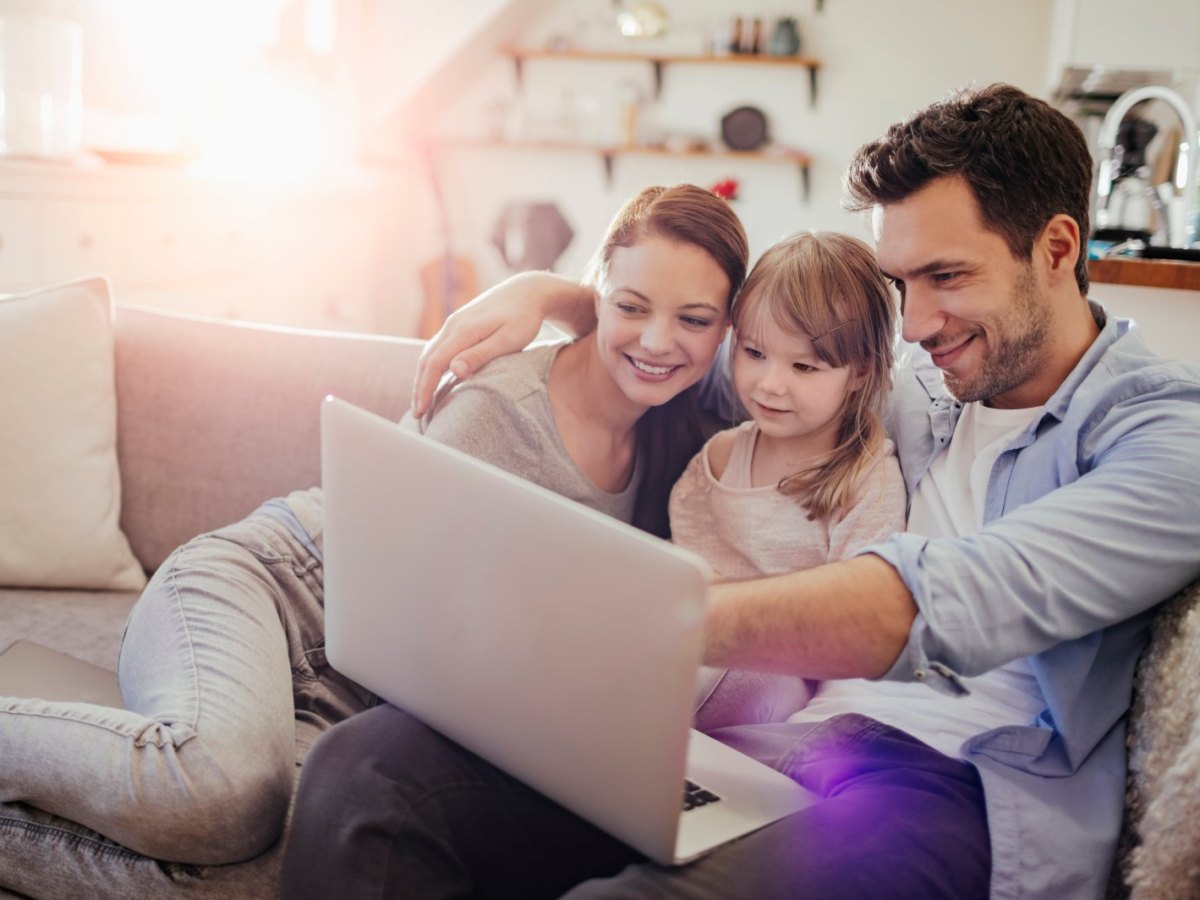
top-left (932, 272), bottom-right (960, 284)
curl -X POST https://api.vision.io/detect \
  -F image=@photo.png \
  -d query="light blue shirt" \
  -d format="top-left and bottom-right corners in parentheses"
top-left (869, 303), bottom-right (1200, 899)
top-left (700, 303), bottom-right (1200, 898)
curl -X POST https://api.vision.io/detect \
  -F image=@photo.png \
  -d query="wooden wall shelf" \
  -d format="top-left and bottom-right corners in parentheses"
top-left (501, 47), bottom-right (822, 105)
top-left (431, 137), bottom-right (812, 200)
top-left (1089, 257), bottom-right (1200, 292)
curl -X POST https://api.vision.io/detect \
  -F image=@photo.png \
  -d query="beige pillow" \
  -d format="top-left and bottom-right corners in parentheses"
top-left (0, 277), bottom-right (146, 590)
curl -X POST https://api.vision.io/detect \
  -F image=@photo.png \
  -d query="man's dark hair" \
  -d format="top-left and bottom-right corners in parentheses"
top-left (844, 83), bottom-right (1093, 294)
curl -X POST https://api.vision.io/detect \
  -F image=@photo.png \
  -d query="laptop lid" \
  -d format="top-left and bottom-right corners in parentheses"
top-left (0, 640), bottom-right (124, 708)
top-left (321, 397), bottom-right (712, 863)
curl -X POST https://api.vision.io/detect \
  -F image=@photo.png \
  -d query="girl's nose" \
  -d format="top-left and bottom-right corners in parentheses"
top-left (758, 362), bottom-right (787, 394)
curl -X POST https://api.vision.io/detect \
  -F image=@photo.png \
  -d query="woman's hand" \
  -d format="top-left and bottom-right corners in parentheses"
top-left (411, 272), bottom-right (596, 416)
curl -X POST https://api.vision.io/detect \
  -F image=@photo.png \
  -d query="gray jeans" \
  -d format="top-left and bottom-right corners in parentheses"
top-left (0, 488), bottom-right (374, 898)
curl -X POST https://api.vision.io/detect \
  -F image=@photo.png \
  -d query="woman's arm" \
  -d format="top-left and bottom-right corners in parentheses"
top-left (411, 272), bottom-right (596, 416)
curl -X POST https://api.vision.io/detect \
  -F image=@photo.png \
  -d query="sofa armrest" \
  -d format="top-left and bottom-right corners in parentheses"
top-left (114, 305), bottom-right (423, 571)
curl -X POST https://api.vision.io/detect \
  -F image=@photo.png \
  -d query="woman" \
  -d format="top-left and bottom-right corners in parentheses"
top-left (0, 184), bottom-right (747, 892)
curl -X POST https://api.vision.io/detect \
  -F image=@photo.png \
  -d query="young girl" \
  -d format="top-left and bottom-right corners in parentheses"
top-left (670, 231), bottom-right (907, 730)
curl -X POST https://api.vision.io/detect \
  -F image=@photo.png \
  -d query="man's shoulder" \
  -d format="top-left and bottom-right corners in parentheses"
top-left (1069, 323), bottom-right (1200, 413)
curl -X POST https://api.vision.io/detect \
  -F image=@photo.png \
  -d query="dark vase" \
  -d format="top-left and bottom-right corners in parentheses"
top-left (768, 17), bottom-right (801, 56)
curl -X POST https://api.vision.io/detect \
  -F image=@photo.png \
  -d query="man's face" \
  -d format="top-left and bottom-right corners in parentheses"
top-left (873, 176), bottom-right (1053, 409)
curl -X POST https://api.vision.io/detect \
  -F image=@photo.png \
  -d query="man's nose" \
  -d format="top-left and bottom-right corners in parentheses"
top-left (899, 288), bottom-right (945, 345)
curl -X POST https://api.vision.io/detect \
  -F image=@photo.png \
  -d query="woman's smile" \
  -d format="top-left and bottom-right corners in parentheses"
top-left (625, 353), bottom-right (682, 379)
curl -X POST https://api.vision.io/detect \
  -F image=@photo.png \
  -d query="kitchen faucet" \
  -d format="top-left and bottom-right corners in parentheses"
top-left (1095, 85), bottom-right (1198, 248)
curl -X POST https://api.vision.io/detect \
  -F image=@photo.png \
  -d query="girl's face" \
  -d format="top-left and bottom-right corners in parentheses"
top-left (594, 235), bottom-right (730, 409)
top-left (732, 313), bottom-right (862, 453)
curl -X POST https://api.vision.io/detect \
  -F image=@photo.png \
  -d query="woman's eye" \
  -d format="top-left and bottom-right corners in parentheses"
top-left (615, 302), bottom-right (643, 315)
top-left (681, 316), bottom-right (713, 329)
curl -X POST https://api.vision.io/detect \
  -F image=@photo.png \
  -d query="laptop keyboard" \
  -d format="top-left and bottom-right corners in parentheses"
top-left (682, 779), bottom-right (722, 812)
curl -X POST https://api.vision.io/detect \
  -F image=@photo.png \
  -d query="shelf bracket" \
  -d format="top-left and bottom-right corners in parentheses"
top-left (511, 55), bottom-right (525, 92)
top-left (652, 61), bottom-right (664, 99)
top-left (799, 164), bottom-right (811, 203)
top-left (808, 68), bottom-right (818, 107)
top-left (602, 151), bottom-right (615, 187)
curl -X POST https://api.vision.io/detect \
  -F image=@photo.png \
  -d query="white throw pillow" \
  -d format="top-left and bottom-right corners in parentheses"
top-left (0, 277), bottom-right (146, 590)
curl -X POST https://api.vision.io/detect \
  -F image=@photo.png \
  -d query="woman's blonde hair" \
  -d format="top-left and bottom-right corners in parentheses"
top-left (733, 231), bottom-right (896, 520)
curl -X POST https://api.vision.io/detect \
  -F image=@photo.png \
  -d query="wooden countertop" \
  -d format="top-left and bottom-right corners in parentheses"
top-left (1089, 257), bottom-right (1200, 291)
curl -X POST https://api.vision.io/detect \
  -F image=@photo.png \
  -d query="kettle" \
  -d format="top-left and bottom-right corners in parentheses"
top-left (1095, 85), bottom-right (1199, 248)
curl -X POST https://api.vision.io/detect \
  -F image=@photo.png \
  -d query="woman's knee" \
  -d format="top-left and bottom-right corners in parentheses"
top-left (118, 741), bottom-right (294, 865)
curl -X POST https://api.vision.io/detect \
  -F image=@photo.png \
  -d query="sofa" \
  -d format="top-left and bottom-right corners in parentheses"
top-left (0, 279), bottom-right (1196, 899)
top-left (0, 278), bottom-right (422, 898)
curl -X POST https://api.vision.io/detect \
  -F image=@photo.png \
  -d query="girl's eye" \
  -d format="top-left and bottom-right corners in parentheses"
top-left (793, 362), bottom-right (817, 373)
top-left (741, 345), bottom-right (764, 360)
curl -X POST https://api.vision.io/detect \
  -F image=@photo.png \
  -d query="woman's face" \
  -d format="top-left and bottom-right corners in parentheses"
top-left (594, 235), bottom-right (731, 409)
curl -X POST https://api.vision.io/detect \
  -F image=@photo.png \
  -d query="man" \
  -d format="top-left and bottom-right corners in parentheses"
top-left (281, 85), bottom-right (1200, 898)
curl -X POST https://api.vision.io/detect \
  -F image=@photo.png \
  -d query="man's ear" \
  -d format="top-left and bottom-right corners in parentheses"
top-left (1039, 214), bottom-right (1081, 287)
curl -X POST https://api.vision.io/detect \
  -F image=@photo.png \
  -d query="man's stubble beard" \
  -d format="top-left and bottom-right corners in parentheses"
top-left (941, 264), bottom-right (1051, 404)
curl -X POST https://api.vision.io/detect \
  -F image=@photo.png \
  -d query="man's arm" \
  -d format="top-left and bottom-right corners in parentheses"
top-left (412, 272), bottom-right (596, 416)
top-left (705, 554), bottom-right (918, 680)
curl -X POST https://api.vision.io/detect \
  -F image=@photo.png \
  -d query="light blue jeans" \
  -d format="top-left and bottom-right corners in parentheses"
top-left (0, 488), bottom-right (375, 898)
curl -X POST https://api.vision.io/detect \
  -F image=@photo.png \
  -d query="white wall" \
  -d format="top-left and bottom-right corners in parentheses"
top-left (1088, 282), bottom-right (1200, 365)
top-left (424, 0), bottom-right (1055, 292)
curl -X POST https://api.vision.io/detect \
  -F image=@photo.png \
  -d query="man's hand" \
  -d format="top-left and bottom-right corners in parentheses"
top-left (411, 272), bottom-right (596, 417)
top-left (705, 554), bottom-right (917, 680)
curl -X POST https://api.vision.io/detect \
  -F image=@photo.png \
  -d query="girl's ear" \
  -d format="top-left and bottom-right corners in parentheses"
top-left (849, 365), bottom-right (870, 392)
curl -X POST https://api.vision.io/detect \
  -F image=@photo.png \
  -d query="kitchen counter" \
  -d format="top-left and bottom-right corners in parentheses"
top-left (1089, 257), bottom-right (1200, 291)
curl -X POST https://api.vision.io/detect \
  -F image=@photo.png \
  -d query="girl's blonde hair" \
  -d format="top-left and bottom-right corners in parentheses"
top-left (733, 231), bottom-right (897, 520)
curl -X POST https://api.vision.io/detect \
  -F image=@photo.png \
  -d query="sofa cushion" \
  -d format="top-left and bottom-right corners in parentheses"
top-left (0, 278), bottom-right (146, 591)
top-left (1109, 579), bottom-right (1200, 899)
top-left (114, 306), bottom-right (423, 571)
top-left (0, 587), bottom-right (138, 670)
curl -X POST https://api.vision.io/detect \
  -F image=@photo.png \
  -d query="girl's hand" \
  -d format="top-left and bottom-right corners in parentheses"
top-left (411, 272), bottom-right (596, 416)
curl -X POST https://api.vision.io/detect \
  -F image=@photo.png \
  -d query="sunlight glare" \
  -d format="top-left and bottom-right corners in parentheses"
top-left (189, 72), bottom-right (325, 185)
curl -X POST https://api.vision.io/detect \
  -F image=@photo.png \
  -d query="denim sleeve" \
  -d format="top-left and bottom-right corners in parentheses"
top-left (864, 371), bottom-right (1200, 688)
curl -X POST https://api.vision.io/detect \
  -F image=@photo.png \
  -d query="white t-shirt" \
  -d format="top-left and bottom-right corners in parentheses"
top-left (787, 401), bottom-right (1048, 758)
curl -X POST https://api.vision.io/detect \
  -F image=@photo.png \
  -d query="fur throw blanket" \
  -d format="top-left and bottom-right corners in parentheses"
top-left (1107, 580), bottom-right (1200, 899)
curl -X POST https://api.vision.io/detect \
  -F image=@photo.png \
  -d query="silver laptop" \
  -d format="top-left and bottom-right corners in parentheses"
top-left (0, 640), bottom-right (124, 708)
top-left (321, 397), bottom-right (813, 865)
